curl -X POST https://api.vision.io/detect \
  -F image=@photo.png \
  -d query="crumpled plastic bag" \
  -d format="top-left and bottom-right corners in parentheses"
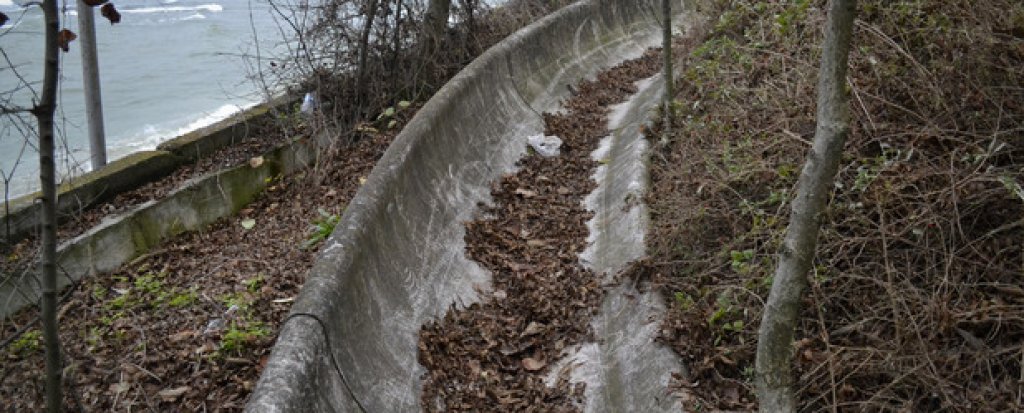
top-left (527, 134), bottom-right (562, 157)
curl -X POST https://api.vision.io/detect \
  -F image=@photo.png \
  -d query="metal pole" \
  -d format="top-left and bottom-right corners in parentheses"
top-left (77, 0), bottom-right (107, 169)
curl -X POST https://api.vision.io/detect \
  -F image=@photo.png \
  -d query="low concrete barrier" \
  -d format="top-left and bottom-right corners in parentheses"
top-left (246, 1), bottom-right (694, 411)
top-left (0, 133), bottom-right (319, 317)
top-left (0, 96), bottom-right (294, 245)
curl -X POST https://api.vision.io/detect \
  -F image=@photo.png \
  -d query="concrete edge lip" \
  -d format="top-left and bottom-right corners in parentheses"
top-left (248, 1), bottom-right (696, 411)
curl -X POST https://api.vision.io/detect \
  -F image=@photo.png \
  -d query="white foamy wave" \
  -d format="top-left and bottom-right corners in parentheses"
top-left (120, 4), bottom-right (223, 14)
top-left (110, 102), bottom-right (257, 159)
top-left (182, 13), bottom-right (206, 21)
top-left (177, 102), bottom-right (250, 134)
top-left (0, 0), bottom-right (23, 12)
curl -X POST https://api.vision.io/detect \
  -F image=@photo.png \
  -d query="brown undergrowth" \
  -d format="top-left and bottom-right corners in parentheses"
top-left (642, 0), bottom-right (1024, 411)
top-left (418, 50), bottom-right (662, 411)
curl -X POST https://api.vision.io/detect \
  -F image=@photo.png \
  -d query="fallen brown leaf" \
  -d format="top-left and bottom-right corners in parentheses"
top-left (108, 382), bottom-right (129, 395)
top-left (514, 188), bottom-right (538, 198)
top-left (521, 321), bottom-right (545, 337)
top-left (157, 386), bottom-right (190, 401)
top-left (521, 357), bottom-right (546, 371)
top-left (169, 330), bottom-right (196, 342)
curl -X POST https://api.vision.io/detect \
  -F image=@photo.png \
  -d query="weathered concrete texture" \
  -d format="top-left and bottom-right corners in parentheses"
top-left (0, 136), bottom-right (320, 317)
top-left (248, 1), bottom-right (693, 412)
top-left (1, 151), bottom-right (181, 245)
top-left (582, 75), bottom-right (662, 276)
top-left (569, 74), bottom-right (685, 412)
top-left (0, 96), bottom-right (294, 246)
top-left (546, 284), bottom-right (681, 412)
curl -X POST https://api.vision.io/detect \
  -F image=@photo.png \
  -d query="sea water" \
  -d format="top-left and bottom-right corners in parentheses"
top-left (0, 0), bottom-right (285, 198)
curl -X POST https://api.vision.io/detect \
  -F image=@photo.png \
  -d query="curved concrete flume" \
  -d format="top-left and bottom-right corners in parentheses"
top-left (246, 1), bottom-right (700, 411)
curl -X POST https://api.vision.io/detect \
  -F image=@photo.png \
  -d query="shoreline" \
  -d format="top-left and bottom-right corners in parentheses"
top-left (4, 97), bottom-right (264, 200)
top-left (0, 94), bottom-right (293, 246)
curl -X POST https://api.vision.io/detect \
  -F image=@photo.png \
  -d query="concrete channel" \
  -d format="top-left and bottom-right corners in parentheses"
top-left (247, 1), bottom-right (700, 411)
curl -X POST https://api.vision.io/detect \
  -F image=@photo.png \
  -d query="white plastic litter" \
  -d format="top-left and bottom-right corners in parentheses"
top-left (527, 134), bottom-right (562, 157)
top-left (300, 91), bottom-right (318, 115)
top-left (204, 318), bottom-right (226, 335)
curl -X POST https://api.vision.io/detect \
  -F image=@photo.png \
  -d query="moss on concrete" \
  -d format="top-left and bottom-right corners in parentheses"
top-left (1, 150), bottom-right (183, 245)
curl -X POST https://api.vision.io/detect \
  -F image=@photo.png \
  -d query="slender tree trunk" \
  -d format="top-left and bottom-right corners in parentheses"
top-left (35, 0), bottom-right (63, 411)
top-left (661, 0), bottom-right (673, 143)
top-left (420, 0), bottom-right (451, 62)
top-left (357, 0), bottom-right (380, 107)
top-left (755, 0), bottom-right (857, 411)
top-left (390, 0), bottom-right (404, 95)
top-left (462, 0), bottom-right (476, 36)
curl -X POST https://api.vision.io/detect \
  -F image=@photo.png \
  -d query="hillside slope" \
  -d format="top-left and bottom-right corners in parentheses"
top-left (645, 0), bottom-right (1024, 411)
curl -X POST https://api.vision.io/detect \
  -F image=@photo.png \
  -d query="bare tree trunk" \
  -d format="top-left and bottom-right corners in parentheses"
top-left (754, 0), bottom-right (857, 411)
top-left (357, 0), bottom-right (380, 106)
top-left (661, 0), bottom-right (673, 144)
top-left (420, 0), bottom-right (451, 62)
top-left (390, 0), bottom-right (404, 93)
top-left (461, 0), bottom-right (477, 35)
top-left (35, 0), bottom-right (63, 411)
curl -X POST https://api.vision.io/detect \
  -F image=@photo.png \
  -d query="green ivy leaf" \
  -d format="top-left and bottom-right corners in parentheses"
top-left (999, 176), bottom-right (1024, 202)
top-left (240, 219), bottom-right (256, 230)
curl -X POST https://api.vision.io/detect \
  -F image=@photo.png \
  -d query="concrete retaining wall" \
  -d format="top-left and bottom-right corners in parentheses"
top-left (246, 1), bottom-right (694, 411)
top-left (0, 96), bottom-right (294, 246)
top-left (0, 131), bottom-right (319, 317)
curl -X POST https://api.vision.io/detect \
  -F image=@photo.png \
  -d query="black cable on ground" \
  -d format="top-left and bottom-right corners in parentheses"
top-left (282, 312), bottom-right (369, 413)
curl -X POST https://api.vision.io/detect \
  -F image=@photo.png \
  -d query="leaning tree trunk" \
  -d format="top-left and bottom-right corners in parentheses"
top-left (754, 0), bottom-right (857, 411)
top-left (35, 0), bottom-right (63, 411)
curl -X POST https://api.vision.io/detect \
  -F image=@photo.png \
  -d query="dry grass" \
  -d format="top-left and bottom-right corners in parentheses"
top-left (643, 0), bottom-right (1024, 411)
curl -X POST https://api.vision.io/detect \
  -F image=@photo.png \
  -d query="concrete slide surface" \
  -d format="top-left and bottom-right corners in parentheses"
top-left (246, 1), bottom-right (697, 411)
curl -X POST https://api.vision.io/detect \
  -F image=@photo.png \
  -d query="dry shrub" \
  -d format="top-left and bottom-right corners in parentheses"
top-left (254, 0), bottom-right (574, 147)
top-left (644, 0), bottom-right (1024, 411)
